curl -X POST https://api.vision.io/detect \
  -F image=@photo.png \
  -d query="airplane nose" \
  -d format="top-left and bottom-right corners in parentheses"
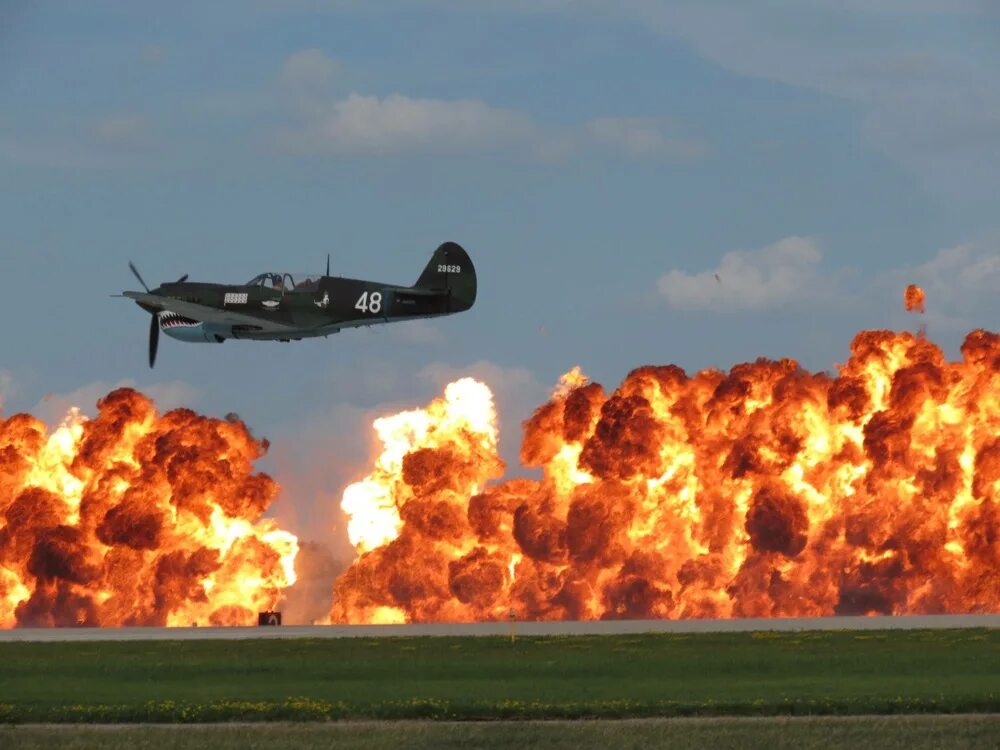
top-left (159, 313), bottom-right (223, 343)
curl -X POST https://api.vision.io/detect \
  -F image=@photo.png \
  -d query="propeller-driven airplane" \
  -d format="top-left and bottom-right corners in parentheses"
top-left (122, 241), bottom-right (475, 367)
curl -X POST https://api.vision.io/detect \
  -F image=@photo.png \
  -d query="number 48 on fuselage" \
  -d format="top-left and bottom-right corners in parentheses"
top-left (122, 241), bottom-right (476, 368)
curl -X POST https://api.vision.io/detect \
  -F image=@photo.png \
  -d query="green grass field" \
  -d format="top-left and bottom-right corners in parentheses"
top-left (0, 629), bottom-right (997, 722)
top-left (3, 717), bottom-right (1000, 750)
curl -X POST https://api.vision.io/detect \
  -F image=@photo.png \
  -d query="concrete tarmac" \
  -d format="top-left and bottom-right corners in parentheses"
top-left (1, 613), bottom-right (997, 642)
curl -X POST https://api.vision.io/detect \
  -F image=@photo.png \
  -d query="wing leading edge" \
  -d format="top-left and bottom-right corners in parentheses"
top-left (122, 291), bottom-right (296, 334)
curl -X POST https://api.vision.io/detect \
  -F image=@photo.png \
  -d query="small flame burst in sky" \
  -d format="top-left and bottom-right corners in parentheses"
top-left (905, 284), bottom-right (926, 314)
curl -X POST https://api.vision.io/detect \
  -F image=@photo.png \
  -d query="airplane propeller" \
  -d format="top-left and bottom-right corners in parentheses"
top-left (128, 263), bottom-right (189, 368)
top-left (129, 261), bottom-right (163, 368)
top-left (148, 310), bottom-right (160, 369)
top-left (129, 261), bottom-right (150, 292)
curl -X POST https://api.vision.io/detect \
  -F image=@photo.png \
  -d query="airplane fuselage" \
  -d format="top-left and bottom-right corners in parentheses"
top-left (150, 275), bottom-right (456, 342)
top-left (123, 242), bottom-right (476, 365)
top-left (124, 242), bottom-right (476, 343)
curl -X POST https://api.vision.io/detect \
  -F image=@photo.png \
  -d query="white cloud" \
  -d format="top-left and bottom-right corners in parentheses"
top-left (607, 1), bottom-right (1000, 198)
top-left (277, 91), bottom-right (707, 161)
top-left (385, 319), bottom-right (447, 346)
top-left (657, 236), bottom-right (823, 312)
top-left (31, 380), bottom-right (201, 427)
top-left (0, 113), bottom-right (157, 169)
top-left (749, 1), bottom-right (991, 16)
top-left (273, 0), bottom-right (997, 15)
top-left (280, 92), bottom-right (537, 156)
top-left (914, 243), bottom-right (1000, 294)
top-left (139, 381), bottom-right (203, 411)
top-left (655, 233), bottom-right (998, 321)
top-left (19, 47), bottom-right (702, 167)
top-left (272, 45), bottom-right (707, 160)
top-left (418, 359), bottom-right (542, 396)
top-left (584, 117), bottom-right (708, 160)
top-left (887, 241), bottom-right (1000, 327)
top-left (280, 48), bottom-right (340, 89)
top-left (0, 370), bottom-right (13, 414)
top-left (313, 2), bottom-right (992, 194)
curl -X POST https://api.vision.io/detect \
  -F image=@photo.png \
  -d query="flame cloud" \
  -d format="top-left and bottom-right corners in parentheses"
top-left (332, 328), bottom-right (1000, 623)
top-left (905, 284), bottom-right (926, 314)
top-left (0, 389), bottom-right (297, 628)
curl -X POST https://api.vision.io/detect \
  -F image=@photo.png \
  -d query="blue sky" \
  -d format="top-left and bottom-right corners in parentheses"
top-left (1, 1), bottom-right (998, 555)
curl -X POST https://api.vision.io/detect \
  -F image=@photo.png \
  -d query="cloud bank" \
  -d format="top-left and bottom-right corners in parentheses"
top-left (658, 236), bottom-right (823, 311)
top-left (657, 234), bottom-right (1000, 327)
top-left (274, 49), bottom-right (707, 161)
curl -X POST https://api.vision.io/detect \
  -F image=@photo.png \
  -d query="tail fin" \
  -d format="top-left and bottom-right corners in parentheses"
top-left (413, 241), bottom-right (476, 312)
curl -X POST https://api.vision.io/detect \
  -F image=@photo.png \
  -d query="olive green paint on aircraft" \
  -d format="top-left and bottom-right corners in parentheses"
top-left (121, 242), bottom-right (475, 367)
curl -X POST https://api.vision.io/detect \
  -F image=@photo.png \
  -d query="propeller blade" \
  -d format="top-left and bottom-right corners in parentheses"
top-left (176, 273), bottom-right (189, 283)
top-left (148, 313), bottom-right (160, 369)
top-left (129, 261), bottom-right (150, 292)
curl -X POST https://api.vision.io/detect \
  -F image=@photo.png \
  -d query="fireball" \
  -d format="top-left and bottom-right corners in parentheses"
top-left (905, 284), bottom-right (926, 314)
top-left (332, 328), bottom-right (1000, 623)
top-left (0, 388), bottom-right (298, 627)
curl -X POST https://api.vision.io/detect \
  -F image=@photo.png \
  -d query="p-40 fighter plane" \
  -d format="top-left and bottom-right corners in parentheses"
top-left (122, 241), bottom-right (475, 367)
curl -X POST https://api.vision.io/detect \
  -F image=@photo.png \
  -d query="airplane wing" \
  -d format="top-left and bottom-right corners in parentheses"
top-left (122, 291), bottom-right (297, 334)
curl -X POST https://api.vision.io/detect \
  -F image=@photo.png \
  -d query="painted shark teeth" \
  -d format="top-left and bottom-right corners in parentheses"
top-left (159, 312), bottom-right (200, 329)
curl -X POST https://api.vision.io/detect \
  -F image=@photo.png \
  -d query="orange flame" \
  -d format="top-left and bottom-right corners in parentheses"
top-left (0, 388), bottom-right (298, 627)
top-left (905, 284), bottom-right (926, 314)
top-left (331, 328), bottom-right (1000, 623)
top-left (333, 379), bottom-right (504, 623)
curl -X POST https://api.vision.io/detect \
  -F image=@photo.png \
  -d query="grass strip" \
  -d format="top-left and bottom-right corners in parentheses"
top-left (0, 629), bottom-right (997, 723)
top-left (4, 716), bottom-right (1000, 750)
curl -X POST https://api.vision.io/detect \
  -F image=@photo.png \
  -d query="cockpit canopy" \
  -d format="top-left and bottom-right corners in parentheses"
top-left (245, 272), bottom-right (321, 292)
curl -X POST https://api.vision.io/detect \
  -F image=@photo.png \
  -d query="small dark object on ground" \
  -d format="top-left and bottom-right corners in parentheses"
top-left (258, 611), bottom-right (281, 626)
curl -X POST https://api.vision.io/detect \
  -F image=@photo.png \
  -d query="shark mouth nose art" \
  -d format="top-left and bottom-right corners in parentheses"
top-left (159, 312), bottom-right (200, 329)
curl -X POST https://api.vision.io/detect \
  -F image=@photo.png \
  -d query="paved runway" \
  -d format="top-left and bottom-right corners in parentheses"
top-left (1, 613), bottom-right (998, 642)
